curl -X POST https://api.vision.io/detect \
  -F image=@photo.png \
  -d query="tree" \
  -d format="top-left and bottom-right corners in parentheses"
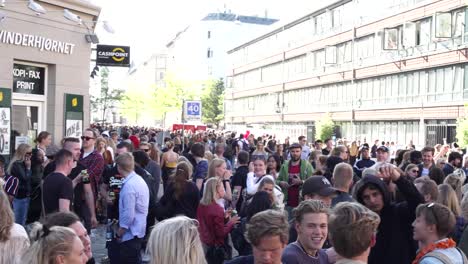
top-left (201, 79), bottom-right (225, 127)
top-left (90, 67), bottom-right (125, 125)
top-left (456, 104), bottom-right (468, 147)
top-left (316, 113), bottom-right (335, 141)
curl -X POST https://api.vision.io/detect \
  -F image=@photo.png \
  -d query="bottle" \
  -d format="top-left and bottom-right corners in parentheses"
top-left (232, 188), bottom-right (239, 202)
top-left (109, 191), bottom-right (115, 203)
top-left (106, 219), bottom-right (114, 242)
top-left (81, 170), bottom-right (90, 184)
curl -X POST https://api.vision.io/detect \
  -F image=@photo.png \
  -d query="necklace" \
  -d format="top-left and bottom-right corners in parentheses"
top-left (296, 240), bottom-right (318, 258)
top-left (412, 238), bottom-right (456, 264)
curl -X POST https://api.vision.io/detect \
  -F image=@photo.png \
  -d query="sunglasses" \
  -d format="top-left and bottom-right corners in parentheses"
top-left (81, 136), bottom-right (95, 141)
top-left (411, 170), bottom-right (419, 173)
top-left (25, 152), bottom-right (32, 155)
top-left (141, 149), bottom-right (150, 152)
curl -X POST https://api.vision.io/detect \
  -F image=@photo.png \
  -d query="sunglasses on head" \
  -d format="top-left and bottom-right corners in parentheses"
top-left (81, 136), bottom-right (95, 141)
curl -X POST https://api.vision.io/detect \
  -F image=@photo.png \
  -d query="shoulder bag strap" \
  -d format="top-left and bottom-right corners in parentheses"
top-left (421, 251), bottom-right (453, 264)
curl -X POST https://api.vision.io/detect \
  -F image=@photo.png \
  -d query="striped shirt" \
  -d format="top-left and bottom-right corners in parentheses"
top-left (3, 174), bottom-right (19, 197)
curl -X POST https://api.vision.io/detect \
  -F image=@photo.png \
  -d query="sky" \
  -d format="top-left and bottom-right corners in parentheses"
top-left (91, 0), bottom-right (332, 63)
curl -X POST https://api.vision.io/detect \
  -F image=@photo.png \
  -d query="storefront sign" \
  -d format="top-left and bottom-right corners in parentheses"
top-left (0, 107), bottom-right (11, 155)
top-left (65, 119), bottom-right (83, 138)
top-left (13, 64), bottom-right (45, 95)
top-left (64, 94), bottom-right (83, 139)
top-left (15, 136), bottom-right (29, 150)
top-left (0, 30), bottom-right (75, 55)
top-left (96, 45), bottom-right (130, 67)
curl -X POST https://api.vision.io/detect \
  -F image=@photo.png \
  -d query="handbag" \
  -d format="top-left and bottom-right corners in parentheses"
top-left (206, 244), bottom-right (230, 264)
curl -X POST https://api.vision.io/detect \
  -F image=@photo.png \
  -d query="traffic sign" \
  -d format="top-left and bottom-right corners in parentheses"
top-left (184, 100), bottom-right (202, 121)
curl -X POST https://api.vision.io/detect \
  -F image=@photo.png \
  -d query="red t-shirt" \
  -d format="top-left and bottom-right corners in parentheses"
top-left (287, 163), bottom-right (301, 207)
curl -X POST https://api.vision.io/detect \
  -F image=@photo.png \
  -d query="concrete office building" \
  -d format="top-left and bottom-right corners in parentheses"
top-left (166, 11), bottom-right (278, 84)
top-left (226, 0), bottom-right (468, 147)
top-left (0, 0), bottom-right (100, 154)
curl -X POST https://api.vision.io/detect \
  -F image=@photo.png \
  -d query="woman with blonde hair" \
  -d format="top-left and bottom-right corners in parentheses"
top-left (444, 173), bottom-right (465, 201)
top-left (147, 216), bottom-right (206, 264)
top-left (96, 137), bottom-right (113, 165)
top-left (207, 158), bottom-right (232, 205)
top-left (8, 143), bottom-right (32, 226)
top-left (21, 223), bottom-right (87, 264)
top-left (197, 177), bottom-right (239, 264)
top-left (0, 188), bottom-right (29, 264)
top-left (437, 183), bottom-right (465, 243)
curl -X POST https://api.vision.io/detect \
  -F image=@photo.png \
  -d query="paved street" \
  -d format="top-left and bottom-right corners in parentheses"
top-left (91, 225), bottom-right (108, 264)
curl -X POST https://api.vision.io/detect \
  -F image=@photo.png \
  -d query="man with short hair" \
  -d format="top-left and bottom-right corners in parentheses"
top-left (418, 147), bottom-right (436, 177)
top-left (80, 128), bottom-right (105, 200)
top-left (111, 152), bottom-right (149, 264)
top-left (443, 151), bottom-right (463, 176)
top-left (331, 163), bottom-right (355, 207)
top-left (328, 202), bottom-right (380, 264)
top-left (414, 177), bottom-right (438, 203)
top-left (322, 139), bottom-right (333, 156)
top-left (277, 143), bottom-right (314, 210)
top-left (282, 200), bottom-right (329, 263)
top-left (231, 150), bottom-right (250, 212)
top-left (42, 211), bottom-right (95, 264)
top-left (226, 209), bottom-right (289, 264)
top-left (214, 142), bottom-right (232, 171)
top-left (314, 140), bottom-right (323, 152)
top-left (298, 136), bottom-right (311, 160)
top-left (353, 166), bottom-right (423, 264)
top-left (369, 146), bottom-right (392, 170)
top-left (43, 149), bottom-right (75, 214)
top-left (353, 146), bottom-right (375, 178)
top-left (44, 137), bottom-right (97, 232)
top-left (371, 140), bottom-right (379, 159)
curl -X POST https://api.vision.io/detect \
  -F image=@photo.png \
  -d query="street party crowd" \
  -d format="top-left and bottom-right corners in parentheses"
top-left (1, 125), bottom-right (468, 264)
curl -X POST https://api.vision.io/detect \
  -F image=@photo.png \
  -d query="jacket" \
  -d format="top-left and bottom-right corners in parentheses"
top-left (353, 158), bottom-right (376, 178)
top-left (277, 159), bottom-right (314, 202)
top-left (197, 202), bottom-right (235, 246)
top-left (417, 163), bottom-right (435, 178)
top-left (10, 161), bottom-right (31, 199)
top-left (354, 175), bottom-right (424, 264)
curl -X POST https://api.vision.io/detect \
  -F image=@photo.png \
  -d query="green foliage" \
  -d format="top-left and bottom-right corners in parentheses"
top-left (456, 105), bottom-right (468, 147)
top-left (201, 79), bottom-right (225, 127)
top-left (316, 113), bottom-right (335, 141)
top-left (119, 72), bottom-right (201, 124)
top-left (90, 67), bottom-right (125, 124)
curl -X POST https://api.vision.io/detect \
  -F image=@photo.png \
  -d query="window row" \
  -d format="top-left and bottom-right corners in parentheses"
top-left (228, 64), bottom-right (467, 117)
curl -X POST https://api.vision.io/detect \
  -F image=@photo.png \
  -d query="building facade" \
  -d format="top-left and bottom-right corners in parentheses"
top-left (166, 11), bottom-right (278, 84)
top-left (0, 0), bottom-right (100, 154)
top-left (225, 0), bottom-right (468, 147)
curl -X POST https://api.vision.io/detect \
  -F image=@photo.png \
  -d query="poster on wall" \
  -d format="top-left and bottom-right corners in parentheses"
top-left (65, 119), bottom-right (83, 138)
top-left (15, 136), bottom-right (29, 150)
top-left (0, 107), bottom-right (11, 155)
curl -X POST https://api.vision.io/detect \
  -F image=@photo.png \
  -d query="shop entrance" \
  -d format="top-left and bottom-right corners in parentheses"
top-left (11, 101), bottom-right (44, 151)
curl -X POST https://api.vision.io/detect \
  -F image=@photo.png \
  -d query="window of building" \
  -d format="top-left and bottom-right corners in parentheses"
top-left (416, 18), bottom-right (432, 46)
top-left (207, 48), bottom-right (213, 58)
top-left (452, 10), bottom-right (465, 37)
top-left (208, 31), bottom-right (211, 39)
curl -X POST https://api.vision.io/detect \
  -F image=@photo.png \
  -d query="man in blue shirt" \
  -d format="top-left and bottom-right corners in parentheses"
top-left (112, 152), bottom-right (149, 264)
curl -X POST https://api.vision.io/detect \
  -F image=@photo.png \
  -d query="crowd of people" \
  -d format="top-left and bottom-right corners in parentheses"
top-left (1, 125), bottom-right (468, 264)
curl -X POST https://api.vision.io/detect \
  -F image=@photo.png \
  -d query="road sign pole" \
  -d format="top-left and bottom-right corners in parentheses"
top-left (182, 99), bottom-right (185, 152)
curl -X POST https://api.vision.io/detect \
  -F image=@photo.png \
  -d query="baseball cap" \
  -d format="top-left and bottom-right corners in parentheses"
top-left (376, 145), bottom-right (389, 152)
top-left (302, 176), bottom-right (338, 197)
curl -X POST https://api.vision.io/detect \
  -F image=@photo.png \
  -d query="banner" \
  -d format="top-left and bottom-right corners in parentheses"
top-left (96, 45), bottom-right (130, 67)
top-left (13, 64), bottom-right (45, 95)
top-left (0, 107), bottom-right (11, 155)
top-left (65, 119), bottom-right (83, 138)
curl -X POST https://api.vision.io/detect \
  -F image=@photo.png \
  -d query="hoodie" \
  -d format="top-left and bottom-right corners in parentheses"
top-left (354, 175), bottom-right (424, 264)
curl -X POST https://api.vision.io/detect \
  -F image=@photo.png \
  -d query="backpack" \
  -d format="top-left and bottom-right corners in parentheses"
top-left (241, 140), bottom-right (250, 152)
top-left (420, 247), bottom-right (468, 264)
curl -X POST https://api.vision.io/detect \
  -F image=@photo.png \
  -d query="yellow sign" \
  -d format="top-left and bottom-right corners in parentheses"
top-left (112, 47), bottom-right (126, 62)
top-left (0, 92), bottom-right (3, 102)
top-left (72, 98), bottom-right (77, 107)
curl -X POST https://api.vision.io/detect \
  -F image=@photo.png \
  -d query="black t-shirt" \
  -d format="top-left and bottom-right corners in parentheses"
top-left (322, 148), bottom-right (330, 155)
top-left (43, 172), bottom-right (73, 214)
top-left (44, 161), bottom-right (87, 211)
top-left (231, 165), bottom-right (249, 212)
